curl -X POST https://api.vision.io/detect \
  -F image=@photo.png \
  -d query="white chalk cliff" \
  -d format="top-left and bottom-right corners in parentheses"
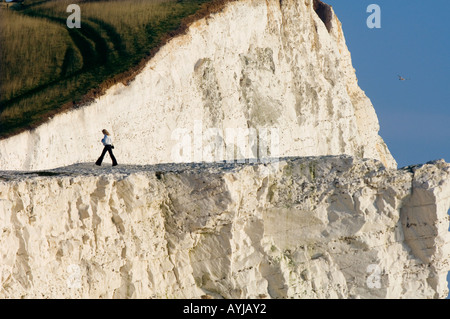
top-left (0, 157), bottom-right (449, 298)
top-left (0, 0), bottom-right (395, 170)
top-left (0, 0), bottom-right (449, 299)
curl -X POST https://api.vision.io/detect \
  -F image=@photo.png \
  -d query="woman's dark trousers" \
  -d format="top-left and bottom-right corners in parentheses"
top-left (96, 145), bottom-right (118, 166)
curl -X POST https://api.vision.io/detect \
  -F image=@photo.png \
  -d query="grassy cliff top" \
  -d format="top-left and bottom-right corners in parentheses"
top-left (0, 0), bottom-right (229, 139)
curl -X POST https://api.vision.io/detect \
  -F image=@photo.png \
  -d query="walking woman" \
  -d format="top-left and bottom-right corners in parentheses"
top-left (95, 129), bottom-right (118, 166)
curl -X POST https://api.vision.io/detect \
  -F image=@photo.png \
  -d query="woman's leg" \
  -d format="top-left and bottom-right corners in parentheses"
top-left (95, 146), bottom-right (108, 165)
top-left (107, 146), bottom-right (118, 166)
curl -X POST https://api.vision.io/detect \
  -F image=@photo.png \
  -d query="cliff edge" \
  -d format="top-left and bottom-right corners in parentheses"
top-left (0, 156), bottom-right (449, 298)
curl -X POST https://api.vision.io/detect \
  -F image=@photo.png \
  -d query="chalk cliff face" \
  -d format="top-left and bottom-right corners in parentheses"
top-left (1, 0), bottom-right (448, 300)
top-left (0, 0), bottom-right (395, 170)
top-left (0, 157), bottom-right (449, 298)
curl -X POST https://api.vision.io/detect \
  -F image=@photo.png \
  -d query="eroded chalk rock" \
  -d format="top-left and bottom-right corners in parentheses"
top-left (0, 156), bottom-right (448, 298)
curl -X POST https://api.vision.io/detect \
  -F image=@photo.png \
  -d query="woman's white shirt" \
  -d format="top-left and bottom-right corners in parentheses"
top-left (102, 135), bottom-right (112, 146)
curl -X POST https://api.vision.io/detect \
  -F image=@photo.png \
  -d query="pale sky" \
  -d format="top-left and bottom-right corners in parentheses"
top-left (325, 0), bottom-right (450, 168)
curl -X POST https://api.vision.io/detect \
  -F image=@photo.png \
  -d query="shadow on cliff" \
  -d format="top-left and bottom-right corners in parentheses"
top-left (313, 0), bottom-right (333, 32)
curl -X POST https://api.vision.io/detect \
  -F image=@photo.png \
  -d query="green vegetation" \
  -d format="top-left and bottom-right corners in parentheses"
top-left (0, 0), bottom-right (213, 138)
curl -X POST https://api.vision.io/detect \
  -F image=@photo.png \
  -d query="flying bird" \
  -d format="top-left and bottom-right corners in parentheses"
top-left (398, 75), bottom-right (410, 81)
